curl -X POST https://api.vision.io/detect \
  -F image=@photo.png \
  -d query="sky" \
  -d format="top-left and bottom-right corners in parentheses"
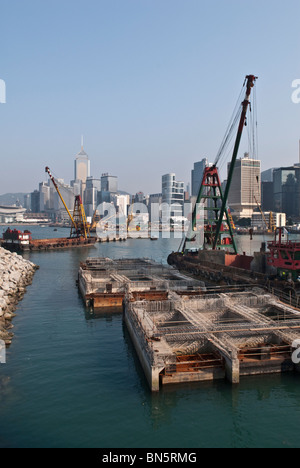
top-left (1, 0), bottom-right (300, 195)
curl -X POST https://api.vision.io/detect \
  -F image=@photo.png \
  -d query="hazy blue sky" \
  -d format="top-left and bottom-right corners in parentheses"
top-left (1, 0), bottom-right (300, 195)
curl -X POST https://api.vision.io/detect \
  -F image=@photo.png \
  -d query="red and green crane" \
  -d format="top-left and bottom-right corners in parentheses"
top-left (180, 74), bottom-right (257, 254)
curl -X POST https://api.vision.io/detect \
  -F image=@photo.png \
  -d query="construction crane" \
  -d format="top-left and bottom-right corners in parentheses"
top-left (227, 207), bottom-right (236, 231)
top-left (254, 195), bottom-right (276, 233)
top-left (269, 211), bottom-right (276, 233)
top-left (180, 74), bottom-right (257, 254)
top-left (90, 202), bottom-right (141, 234)
top-left (45, 166), bottom-right (91, 239)
top-left (90, 209), bottom-right (101, 232)
top-left (127, 200), bottom-right (141, 232)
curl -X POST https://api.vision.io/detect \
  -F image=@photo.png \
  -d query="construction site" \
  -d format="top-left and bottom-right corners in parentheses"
top-left (125, 287), bottom-right (300, 391)
top-left (77, 257), bottom-right (300, 392)
top-left (77, 75), bottom-right (300, 392)
top-left (78, 257), bottom-right (205, 309)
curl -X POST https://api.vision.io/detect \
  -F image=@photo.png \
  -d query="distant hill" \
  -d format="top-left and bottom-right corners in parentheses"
top-left (0, 193), bottom-right (28, 206)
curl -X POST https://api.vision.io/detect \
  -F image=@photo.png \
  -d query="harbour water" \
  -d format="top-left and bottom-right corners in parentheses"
top-left (1, 226), bottom-right (300, 448)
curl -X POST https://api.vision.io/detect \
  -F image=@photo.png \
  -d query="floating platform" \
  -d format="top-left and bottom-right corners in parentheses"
top-left (78, 256), bottom-right (300, 392)
top-left (78, 258), bottom-right (205, 310)
top-left (124, 288), bottom-right (300, 391)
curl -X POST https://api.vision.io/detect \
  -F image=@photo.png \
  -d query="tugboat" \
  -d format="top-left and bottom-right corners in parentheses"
top-left (1, 228), bottom-right (32, 251)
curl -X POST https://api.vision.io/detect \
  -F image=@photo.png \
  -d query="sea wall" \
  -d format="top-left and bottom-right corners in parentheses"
top-left (0, 247), bottom-right (38, 345)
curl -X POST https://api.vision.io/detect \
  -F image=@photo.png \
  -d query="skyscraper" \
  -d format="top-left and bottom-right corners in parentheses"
top-left (273, 166), bottom-right (300, 217)
top-left (228, 153), bottom-right (261, 218)
top-left (191, 159), bottom-right (209, 198)
top-left (74, 138), bottom-right (90, 193)
top-left (101, 174), bottom-right (118, 193)
top-left (84, 177), bottom-right (101, 217)
top-left (162, 173), bottom-right (185, 218)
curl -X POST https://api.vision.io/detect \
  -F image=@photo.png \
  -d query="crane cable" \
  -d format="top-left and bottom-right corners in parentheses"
top-left (213, 82), bottom-right (245, 168)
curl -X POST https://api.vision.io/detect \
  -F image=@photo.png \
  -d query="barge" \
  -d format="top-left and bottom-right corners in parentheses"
top-left (1, 228), bottom-right (97, 252)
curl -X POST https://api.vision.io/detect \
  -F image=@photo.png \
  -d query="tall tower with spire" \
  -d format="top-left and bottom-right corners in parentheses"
top-left (74, 137), bottom-right (91, 195)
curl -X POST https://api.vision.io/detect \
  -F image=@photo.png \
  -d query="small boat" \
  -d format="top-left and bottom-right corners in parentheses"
top-left (150, 236), bottom-right (159, 241)
top-left (2, 228), bottom-right (32, 251)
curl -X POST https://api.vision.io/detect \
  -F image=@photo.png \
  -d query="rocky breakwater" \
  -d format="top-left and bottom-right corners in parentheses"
top-left (0, 247), bottom-right (38, 345)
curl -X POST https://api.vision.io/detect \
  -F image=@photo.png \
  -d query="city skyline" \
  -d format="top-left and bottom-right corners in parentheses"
top-left (1, 0), bottom-right (300, 195)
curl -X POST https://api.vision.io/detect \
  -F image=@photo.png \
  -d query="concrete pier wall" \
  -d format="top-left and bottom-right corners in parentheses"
top-left (124, 307), bottom-right (165, 392)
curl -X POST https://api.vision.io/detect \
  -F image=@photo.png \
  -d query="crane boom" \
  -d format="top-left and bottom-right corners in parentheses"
top-left (254, 195), bottom-right (269, 230)
top-left (45, 166), bottom-right (76, 227)
top-left (180, 75), bottom-right (257, 254)
top-left (45, 166), bottom-right (90, 239)
top-left (213, 74), bottom-right (257, 249)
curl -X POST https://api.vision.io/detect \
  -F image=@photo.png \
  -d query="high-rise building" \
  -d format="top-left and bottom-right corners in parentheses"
top-left (31, 190), bottom-right (43, 213)
top-left (84, 177), bottom-right (101, 218)
top-left (53, 180), bottom-right (75, 212)
top-left (115, 194), bottom-right (130, 218)
top-left (228, 153), bottom-right (261, 218)
top-left (23, 194), bottom-right (31, 211)
top-left (261, 168), bottom-right (277, 182)
top-left (74, 140), bottom-right (90, 194)
top-left (261, 181), bottom-right (274, 212)
top-left (273, 166), bottom-right (300, 218)
top-left (39, 182), bottom-right (51, 211)
top-left (70, 179), bottom-right (82, 197)
top-left (148, 193), bottom-right (163, 222)
top-left (101, 174), bottom-right (118, 193)
top-left (191, 159), bottom-right (209, 198)
top-left (162, 173), bottom-right (185, 218)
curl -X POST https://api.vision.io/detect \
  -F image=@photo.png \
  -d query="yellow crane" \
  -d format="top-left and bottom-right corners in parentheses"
top-left (45, 166), bottom-right (91, 239)
top-left (127, 200), bottom-right (141, 232)
top-left (254, 196), bottom-right (276, 233)
top-left (227, 207), bottom-right (236, 230)
top-left (269, 211), bottom-right (276, 233)
top-left (90, 209), bottom-right (101, 232)
top-left (91, 199), bottom-right (142, 234)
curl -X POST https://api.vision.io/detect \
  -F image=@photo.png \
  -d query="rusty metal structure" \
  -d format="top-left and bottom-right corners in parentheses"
top-left (78, 258), bottom-right (205, 309)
